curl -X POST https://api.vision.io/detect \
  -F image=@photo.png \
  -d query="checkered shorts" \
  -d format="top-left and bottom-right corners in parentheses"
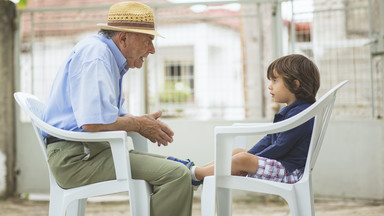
top-left (247, 157), bottom-right (304, 184)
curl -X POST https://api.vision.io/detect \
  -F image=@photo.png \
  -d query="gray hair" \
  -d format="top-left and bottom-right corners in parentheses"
top-left (98, 29), bottom-right (119, 38)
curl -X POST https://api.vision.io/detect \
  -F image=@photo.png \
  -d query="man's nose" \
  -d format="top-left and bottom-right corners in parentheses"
top-left (149, 42), bottom-right (155, 54)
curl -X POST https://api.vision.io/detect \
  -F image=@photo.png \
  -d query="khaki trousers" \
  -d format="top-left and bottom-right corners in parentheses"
top-left (47, 141), bottom-right (193, 216)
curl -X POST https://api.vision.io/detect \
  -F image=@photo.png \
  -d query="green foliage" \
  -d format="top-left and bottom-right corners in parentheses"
top-left (15, 0), bottom-right (28, 8)
top-left (159, 81), bottom-right (191, 103)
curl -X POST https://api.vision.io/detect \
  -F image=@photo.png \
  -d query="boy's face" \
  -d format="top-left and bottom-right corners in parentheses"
top-left (268, 70), bottom-right (297, 105)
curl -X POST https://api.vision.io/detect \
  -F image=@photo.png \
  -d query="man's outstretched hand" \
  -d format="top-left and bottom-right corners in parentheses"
top-left (137, 110), bottom-right (174, 147)
top-left (82, 110), bottom-right (174, 147)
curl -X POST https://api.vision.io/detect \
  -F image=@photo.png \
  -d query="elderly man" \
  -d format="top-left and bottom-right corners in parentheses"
top-left (42, 2), bottom-right (193, 216)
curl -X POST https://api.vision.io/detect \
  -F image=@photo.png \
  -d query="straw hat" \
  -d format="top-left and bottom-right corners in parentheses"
top-left (97, 1), bottom-right (164, 38)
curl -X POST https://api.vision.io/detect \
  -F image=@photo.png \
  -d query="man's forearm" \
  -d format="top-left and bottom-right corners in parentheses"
top-left (82, 114), bottom-right (140, 133)
top-left (82, 111), bottom-right (174, 146)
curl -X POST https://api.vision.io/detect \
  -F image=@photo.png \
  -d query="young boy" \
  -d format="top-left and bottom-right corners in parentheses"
top-left (169, 54), bottom-right (320, 187)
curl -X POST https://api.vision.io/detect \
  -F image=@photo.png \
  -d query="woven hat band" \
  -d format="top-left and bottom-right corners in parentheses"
top-left (97, 2), bottom-right (164, 37)
top-left (107, 20), bottom-right (155, 30)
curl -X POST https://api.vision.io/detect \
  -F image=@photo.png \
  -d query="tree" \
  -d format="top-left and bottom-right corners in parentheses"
top-left (0, 0), bottom-right (17, 197)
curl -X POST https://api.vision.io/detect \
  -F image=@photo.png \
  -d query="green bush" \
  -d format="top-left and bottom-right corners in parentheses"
top-left (158, 81), bottom-right (191, 103)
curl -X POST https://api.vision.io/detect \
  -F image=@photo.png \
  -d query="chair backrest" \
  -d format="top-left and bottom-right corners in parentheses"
top-left (303, 80), bottom-right (348, 175)
top-left (14, 92), bottom-right (50, 161)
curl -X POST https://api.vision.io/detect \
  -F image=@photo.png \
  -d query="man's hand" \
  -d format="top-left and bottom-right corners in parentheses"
top-left (136, 110), bottom-right (174, 147)
top-left (82, 110), bottom-right (174, 147)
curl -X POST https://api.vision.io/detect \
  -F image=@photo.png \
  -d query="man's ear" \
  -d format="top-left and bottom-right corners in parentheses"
top-left (116, 32), bottom-right (128, 48)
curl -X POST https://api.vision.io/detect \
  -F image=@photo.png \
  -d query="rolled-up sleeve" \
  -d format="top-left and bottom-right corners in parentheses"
top-left (69, 59), bottom-right (120, 127)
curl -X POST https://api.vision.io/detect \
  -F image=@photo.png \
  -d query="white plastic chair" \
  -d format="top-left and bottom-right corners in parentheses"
top-left (201, 80), bottom-right (348, 216)
top-left (14, 92), bottom-right (152, 216)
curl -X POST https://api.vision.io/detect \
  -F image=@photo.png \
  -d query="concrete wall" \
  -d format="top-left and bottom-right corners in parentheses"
top-left (313, 120), bottom-right (384, 200)
top-left (14, 119), bottom-right (384, 200)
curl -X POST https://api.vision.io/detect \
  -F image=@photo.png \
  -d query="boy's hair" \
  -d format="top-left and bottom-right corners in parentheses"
top-left (267, 54), bottom-right (320, 103)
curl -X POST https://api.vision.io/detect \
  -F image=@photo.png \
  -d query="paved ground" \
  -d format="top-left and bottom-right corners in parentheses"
top-left (0, 195), bottom-right (383, 216)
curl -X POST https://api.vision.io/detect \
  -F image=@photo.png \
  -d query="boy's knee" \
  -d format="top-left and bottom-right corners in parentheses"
top-left (232, 148), bottom-right (246, 155)
top-left (232, 152), bottom-right (249, 166)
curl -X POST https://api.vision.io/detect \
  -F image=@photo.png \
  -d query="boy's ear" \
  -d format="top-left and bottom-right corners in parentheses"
top-left (294, 80), bottom-right (300, 90)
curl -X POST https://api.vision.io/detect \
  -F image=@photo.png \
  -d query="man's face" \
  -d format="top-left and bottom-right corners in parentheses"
top-left (120, 32), bottom-right (155, 69)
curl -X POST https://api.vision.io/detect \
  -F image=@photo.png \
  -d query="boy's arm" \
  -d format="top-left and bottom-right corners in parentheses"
top-left (255, 119), bottom-right (313, 158)
top-left (247, 135), bottom-right (272, 154)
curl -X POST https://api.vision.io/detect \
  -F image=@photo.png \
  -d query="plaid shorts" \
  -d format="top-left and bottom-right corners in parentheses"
top-left (248, 157), bottom-right (303, 184)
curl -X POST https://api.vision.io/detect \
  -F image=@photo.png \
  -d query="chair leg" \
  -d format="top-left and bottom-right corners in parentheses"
top-left (130, 180), bottom-right (152, 216)
top-left (201, 177), bottom-right (216, 216)
top-left (295, 182), bottom-right (314, 216)
top-left (66, 199), bottom-right (87, 216)
top-left (216, 188), bottom-right (232, 216)
top-left (49, 195), bottom-right (66, 216)
top-left (283, 193), bottom-right (299, 216)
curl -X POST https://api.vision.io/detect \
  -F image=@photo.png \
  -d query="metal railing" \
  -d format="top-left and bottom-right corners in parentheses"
top-left (16, 0), bottom-right (381, 120)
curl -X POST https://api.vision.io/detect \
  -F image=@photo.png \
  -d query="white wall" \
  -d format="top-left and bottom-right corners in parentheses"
top-left (312, 120), bottom-right (384, 199)
top-left (150, 23), bottom-right (244, 119)
top-left (14, 119), bottom-right (384, 200)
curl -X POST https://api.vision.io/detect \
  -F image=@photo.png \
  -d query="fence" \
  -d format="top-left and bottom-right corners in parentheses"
top-left (17, 0), bottom-right (383, 120)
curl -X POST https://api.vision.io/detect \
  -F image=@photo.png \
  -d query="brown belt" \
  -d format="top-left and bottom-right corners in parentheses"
top-left (44, 135), bottom-right (65, 146)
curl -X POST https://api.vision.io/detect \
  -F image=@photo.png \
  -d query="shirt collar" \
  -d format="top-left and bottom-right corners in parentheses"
top-left (99, 34), bottom-right (128, 76)
top-left (277, 99), bottom-right (310, 117)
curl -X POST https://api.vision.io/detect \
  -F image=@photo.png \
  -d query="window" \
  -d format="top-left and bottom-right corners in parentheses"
top-left (159, 60), bottom-right (194, 117)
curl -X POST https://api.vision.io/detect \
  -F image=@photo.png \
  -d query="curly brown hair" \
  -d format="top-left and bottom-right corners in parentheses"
top-left (267, 54), bottom-right (320, 103)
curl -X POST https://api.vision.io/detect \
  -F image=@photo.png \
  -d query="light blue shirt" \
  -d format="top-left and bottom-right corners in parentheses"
top-left (42, 34), bottom-right (128, 134)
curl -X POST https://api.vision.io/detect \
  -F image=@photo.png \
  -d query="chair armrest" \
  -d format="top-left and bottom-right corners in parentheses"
top-left (108, 136), bottom-right (130, 180)
top-left (217, 113), bottom-right (315, 136)
top-left (214, 113), bottom-right (317, 177)
top-left (109, 132), bottom-right (147, 180)
top-left (38, 122), bottom-right (132, 180)
top-left (127, 132), bottom-right (148, 153)
top-left (33, 114), bottom-right (127, 142)
top-left (50, 130), bottom-right (148, 179)
top-left (62, 130), bottom-right (128, 142)
top-left (232, 122), bottom-right (269, 127)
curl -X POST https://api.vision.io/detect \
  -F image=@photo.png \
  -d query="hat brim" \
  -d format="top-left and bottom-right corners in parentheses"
top-left (97, 23), bottom-right (165, 38)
